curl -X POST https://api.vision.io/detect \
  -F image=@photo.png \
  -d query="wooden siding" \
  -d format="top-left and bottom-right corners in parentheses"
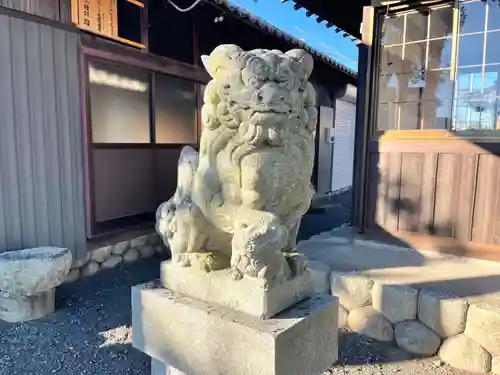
top-left (0, 13), bottom-right (86, 260)
top-left (365, 138), bottom-right (500, 261)
top-left (0, 0), bottom-right (71, 23)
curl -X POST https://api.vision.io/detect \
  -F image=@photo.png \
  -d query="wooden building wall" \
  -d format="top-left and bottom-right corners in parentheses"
top-left (0, 0), bottom-right (71, 23)
top-left (365, 137), bottom-right (500, 262)
top-left (0, 12), bottom-right (87, 260)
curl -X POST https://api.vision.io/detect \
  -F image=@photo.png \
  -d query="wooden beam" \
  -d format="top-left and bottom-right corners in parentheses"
top-left (81, 36), bottom-right (211, 84)
top-left (354, 6), bottom-right (375, 233)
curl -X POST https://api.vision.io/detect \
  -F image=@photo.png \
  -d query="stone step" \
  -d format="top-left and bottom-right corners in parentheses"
top-left (298, 233), bottom-right (500, 374)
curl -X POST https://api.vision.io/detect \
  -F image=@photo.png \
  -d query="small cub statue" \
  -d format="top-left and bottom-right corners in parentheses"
top-left (156, 45), bottom-right (317, 287)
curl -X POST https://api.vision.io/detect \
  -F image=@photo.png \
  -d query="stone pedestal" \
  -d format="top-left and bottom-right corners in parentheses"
top-left (151, 358), bottom-right (187, 375)
top-left (0, 289), bottom-right (55, 323)
top-left (161, 261), bottom-right (312, 319)
top-left (132, 281), bottom-right (339, 375)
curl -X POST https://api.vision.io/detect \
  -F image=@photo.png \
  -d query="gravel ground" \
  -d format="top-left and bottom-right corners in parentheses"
top-left (0, 256), bottom-right (468, 375)
top-left (0, 212), bottom-right (468, 375)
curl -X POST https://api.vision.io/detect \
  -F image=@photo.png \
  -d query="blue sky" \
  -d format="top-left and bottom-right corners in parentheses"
top-left (229, 0), bottom-right (359, 72)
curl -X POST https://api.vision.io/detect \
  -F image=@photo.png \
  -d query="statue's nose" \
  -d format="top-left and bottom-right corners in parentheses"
top-left (256, 83), bottom-right (290, 106)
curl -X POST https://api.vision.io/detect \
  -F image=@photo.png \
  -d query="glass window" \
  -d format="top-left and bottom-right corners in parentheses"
top-left (375, 2), bottom-right (500, 134)
top-left (375, 6), bottom-right (454, 132)
top-left (403, 42), bottom-right (426, 75)
top-left (154, 74), bottom-right (197, 144)
top-left (429, 7), bottom-right (454, 39)
top-left (89, 60), bottom-right (150, 144)
top-left (488, 1), bottom-right (500, 31)
top-left (485, 31), bottom-right (500, 64)
top-left (451, 1), bottom-right (500, 131)
top-left (382, 16), bottom-right (405, 45)
top-left (458, 34), bottom-right (485, 66)
top-left (405, 12), bottom-right (428, 42)
top-left (380, 46), bottom-right (403, 74)
top-left (428, 39), bottom-right (453, 69)
top-left (460, 1), bottom-right (486, 34)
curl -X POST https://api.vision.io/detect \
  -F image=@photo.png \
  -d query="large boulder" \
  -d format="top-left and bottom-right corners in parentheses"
top-left (465, 303), bottom-right (500, 356)
top-left (348, 306), bottom-right (394, 342)
top-left (372, 282), bottom-right (418, 324)
top-left (417, 289), bottom-right (468, 339)
top-left (439, 334), bottom-right (491, 374)
top-left (0, 247), bottom-right (72, 296)
top-left (90, 245), bottom-right (112, 263)
top-left (394, 320), bottom-right (441, 356)
top-left (330, 271), bottom-right (373, 310)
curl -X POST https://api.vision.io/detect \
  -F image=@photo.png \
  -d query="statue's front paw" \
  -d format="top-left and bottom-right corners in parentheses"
top-left (189, 252), bottom-right (230, 272)
top-left (284, 253), bottom-right (308, 277)
top-left (230, 267), bottom-right (244, 281)
top-left (173, 253), bottom-right (190, 267)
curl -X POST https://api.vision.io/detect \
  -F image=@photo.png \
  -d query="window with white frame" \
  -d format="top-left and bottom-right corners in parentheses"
top-left (376, 0), bottom-right (500, 133)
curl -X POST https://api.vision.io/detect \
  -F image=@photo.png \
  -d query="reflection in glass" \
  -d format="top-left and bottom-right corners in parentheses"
top-left (429, 7), bottom-right (454, 39)
top-left (488, 0), bottom-right (500, 30)
top-left (377, 103), bottom-right (398, 131)
top-left (378, 74), bottom-right (399, 104)
top-left (89, 60), bottom-right (150, 144)
top-left (377, 73), bottom-right (401, 131)
top-left (459, 1), bottom-right (486, 34)
top-left (428, 39), bottom-right (453, 69)
top-left (382, 16), bottom-right (404, 45)
top-left (458, 33), bottom-right (485, 66)
top-left (380, 46), bottom-right (403, 74)
top-left (423, 70), bottom-right (454, 129)
top-left (453, 67), bottom-right (499, 130)
top-left (403, 42), bottom-right (426, 76)
top-left (485, 31), bottom-right (500, 64)
top-left (399, 102), bottom-right (421, 129)
top-left (405, 12), bottom-right (428, 42)
top-left (155, 74), bottom-right (197, 144)
top-left (375, 2), bottom-right (500, 133)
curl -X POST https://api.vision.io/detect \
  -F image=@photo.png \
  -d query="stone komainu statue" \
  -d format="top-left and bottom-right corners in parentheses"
top-left (156, 45), bottom-right (317, 287)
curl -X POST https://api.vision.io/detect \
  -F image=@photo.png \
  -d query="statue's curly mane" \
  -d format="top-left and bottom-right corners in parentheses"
top-left (156, 45), bottom-right (317, 284)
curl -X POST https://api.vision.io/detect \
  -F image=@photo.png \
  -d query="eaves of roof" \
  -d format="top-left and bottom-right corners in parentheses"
top-left (208, 0), bottom-right (358, 78)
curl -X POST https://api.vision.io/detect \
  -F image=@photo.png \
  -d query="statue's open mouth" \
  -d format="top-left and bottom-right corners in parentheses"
top-left (235, 101), bottom-right (293, 115)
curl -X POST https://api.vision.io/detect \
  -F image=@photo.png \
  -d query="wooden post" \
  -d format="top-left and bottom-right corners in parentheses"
top-left (352, 6), bottom-right (375, 232)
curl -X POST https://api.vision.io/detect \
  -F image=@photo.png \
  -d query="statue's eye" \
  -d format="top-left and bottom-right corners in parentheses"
top-left (224, 84), bottom-right (230, 89)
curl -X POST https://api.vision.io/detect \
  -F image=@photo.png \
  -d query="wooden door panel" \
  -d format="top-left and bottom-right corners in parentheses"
top-left (419, 153), bottom-right (438, 235)
top-left (433, 154), bottom-right (461, 238)
top-left (399, 153), bottom-right (424, 233)
top-left (472, 154), bottom-right (500, 245)
top-left (366, 139), bottom-right (500, 248)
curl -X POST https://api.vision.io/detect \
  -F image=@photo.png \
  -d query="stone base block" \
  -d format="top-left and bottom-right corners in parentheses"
top-left (132, 282), bottom-right (338, 375)
top-left (0, 289), bottom-right (55, 322)
top-left (161, 261), bottom-right (312, 319)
